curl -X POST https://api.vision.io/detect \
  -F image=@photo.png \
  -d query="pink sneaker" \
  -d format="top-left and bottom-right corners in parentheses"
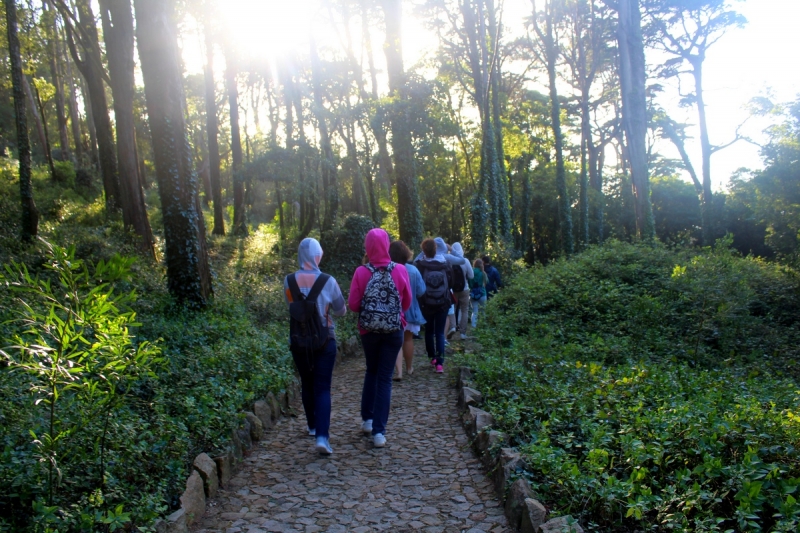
top-left (436, 364), bottom-right (444, 373)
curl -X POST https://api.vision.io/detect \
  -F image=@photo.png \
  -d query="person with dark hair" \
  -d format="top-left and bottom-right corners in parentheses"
top-left (415, 238), bottom-right (454, 373)
top-left (470, 258), bottom-right (487, 328)
top-left (482, 255), bottom-right (503, 297)
top-left (389, 240), bottom-right (425, 379)
top-left (283, 238), bottom-right (347, 455)
top-left (349, 229), bottom-right (412, 448)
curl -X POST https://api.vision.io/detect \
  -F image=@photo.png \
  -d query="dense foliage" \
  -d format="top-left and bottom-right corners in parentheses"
top-left (459, 241), bottom-right (800, 531)
top-left (0, 174), bottom-right (295, 532)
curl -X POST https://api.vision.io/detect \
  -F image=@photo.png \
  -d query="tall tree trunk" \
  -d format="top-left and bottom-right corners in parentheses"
top-left (486, 0), bottom-right (510, 240)
top-left (225, 52), bottom-right (247, 236)
top-left (45, 0), bottom-right (70, 161)
top-left (31, 78), bottom-right (57, 180)
top-left (134, 0), bottom-right (212, 306)
top-left (63, 35), bottom-right (83, 165)
top-left (203, 14), bottom-right (224, 235)
top-left (79, 74), bottom-right (99, 167)
top-left (100, 0), bottom-right (154, 256)
top-left (361, 0), bottom-right (393, 193)
top-left (64, 0), bottom-right (120, 210)
top-left (579, 90), bottom-right (591, 247)
top-left (5, 0), bottom-right (38, 240)
top-left (536, 3), bottom-right (574, 255)
top-left (380, 0), bottom-right (423, 249)
top-left (22, 75), bottom-right (47, 160)
top-left (310, 39), bottom-right (338, 231)
top-left (692, 61), bottom-right (713, 246)
top-left (617, 0), bottom-right (654, 241)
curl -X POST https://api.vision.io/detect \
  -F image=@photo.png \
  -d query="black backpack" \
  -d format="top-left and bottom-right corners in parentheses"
top-left (452, 264), bottom-right (467, 292)
top-left (287, 273), bottom-right (330, 352)
top-left (415, 260), bottom-right (452, 311)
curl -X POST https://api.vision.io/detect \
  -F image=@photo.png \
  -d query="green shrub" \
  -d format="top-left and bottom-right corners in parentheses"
top-left (53, 161), bottom-right (76, 186)
top-left (458, 241), bottom-right (800, 532)
top-left (320, 214), bottom-right (376, 277)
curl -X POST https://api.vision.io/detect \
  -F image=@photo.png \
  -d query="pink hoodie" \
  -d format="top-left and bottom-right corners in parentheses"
top-left (348, 228), bottom-right (412, 334)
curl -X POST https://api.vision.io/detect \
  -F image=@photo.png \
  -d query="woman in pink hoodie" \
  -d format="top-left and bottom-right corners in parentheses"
top-left (348, 229), bottom-right (412, 448)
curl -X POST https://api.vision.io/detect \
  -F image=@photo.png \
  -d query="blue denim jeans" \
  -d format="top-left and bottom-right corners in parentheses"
top-left (291, 339), bottom-right (337, 439)
top-left (360, 331), bottom-right (404, 436)
top-left (422, 307), bottom-right (449, 365)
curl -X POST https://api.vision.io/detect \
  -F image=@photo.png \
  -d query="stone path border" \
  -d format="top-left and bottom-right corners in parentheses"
top-left (184, 338), bottom-right (513, 533)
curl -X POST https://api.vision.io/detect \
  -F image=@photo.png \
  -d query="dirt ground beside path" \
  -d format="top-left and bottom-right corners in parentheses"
top-left (192, 339), bottom-right (511, 533)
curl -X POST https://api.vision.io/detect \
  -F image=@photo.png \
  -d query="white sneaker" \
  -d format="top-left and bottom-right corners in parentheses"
top-left (361, 419), bottom-right (373, 435)
top-left (447, 327), bottom-right (456, 339)
top-left (460, 333), bottom-right (467, 340)
top-left (315, 436), bottom-right (333, 455)
top-left (373, 433), bottom-right (386, 448)
top-left (308, 427), bottom-right (316, 437)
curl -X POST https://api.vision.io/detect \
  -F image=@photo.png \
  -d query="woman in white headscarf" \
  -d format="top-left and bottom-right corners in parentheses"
top-left (283, 238), bottom-right (347, 455)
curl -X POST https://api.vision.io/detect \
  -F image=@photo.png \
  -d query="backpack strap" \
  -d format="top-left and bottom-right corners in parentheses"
top-left (307, 273), bottom-right (330, 302)
top-left (287, 273), bottom-right (330, 302)
top-left (287, 273), bottom-right (304, 301)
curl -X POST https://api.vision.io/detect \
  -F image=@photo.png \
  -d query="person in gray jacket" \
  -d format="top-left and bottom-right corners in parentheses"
top-left (449, 242), bottom-right (473, 340)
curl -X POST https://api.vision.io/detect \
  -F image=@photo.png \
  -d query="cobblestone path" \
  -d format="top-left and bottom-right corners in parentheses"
top-left (192, 340), bottom-right (511, 533)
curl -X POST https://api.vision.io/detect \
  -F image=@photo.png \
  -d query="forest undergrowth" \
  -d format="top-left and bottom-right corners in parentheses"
top-left (457, 240), bottom-right (800, 532)
top-left (0, 168), bottom-right (299, 532)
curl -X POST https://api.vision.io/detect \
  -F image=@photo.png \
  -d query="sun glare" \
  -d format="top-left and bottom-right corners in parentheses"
top-left (222, 0), bottom-right (323, 63)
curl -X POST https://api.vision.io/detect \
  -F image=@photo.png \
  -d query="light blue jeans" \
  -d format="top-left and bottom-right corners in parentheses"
top-left (471, 295), bottom-right (487, 328)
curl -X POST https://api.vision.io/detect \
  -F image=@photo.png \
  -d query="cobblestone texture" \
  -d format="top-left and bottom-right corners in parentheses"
top-left (192, 340), bottom-right (511, 533)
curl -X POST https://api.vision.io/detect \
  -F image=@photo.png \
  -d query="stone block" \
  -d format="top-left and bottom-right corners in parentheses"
top-left (458, 386), bottom-right (482, 410)
top-left (540, 516), bottom-right (584, 533)
top-left (463, 406), bottom-right (494, 438)
top-left (266, 392), bottom-right (281, 420)
top-left (280, 390), bottom-right (290, 411)
top-left (245, 411), bottom-right (264, 441)
top-left (192, 452), bottom-right (219, 498)
top-left (231, 425), bottom-right (244, 461)
top-left (161, 509), bottom-right (187, 533)
top-left (476, 429), bottom-right (508, 457)
top-left (180, 471), bottom-right (205, 525)
top-left (504, 477), bottom-right (534, 529)
top-left (213, 452), bottom-right (233, 488)
top-left (494, 448), bottom-right (524, 494)
top-left (236, 418), bottom-right (253, 452)
top-left (458, 367), bottom-right (473, 383)
top-left (520, 498), bottom-right (547, 533)
top-left (253, 400), bottom-right (273, 431)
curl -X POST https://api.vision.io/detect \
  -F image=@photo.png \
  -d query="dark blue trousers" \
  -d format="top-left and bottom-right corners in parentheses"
top-left (422, 307), bottom-right (449, 365)
top-left (291, 339), bottom-right (337, 439)
top-left (360, 331), bottom-right (404, 436)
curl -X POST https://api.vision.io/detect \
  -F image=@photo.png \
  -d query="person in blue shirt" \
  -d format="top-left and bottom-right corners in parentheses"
top-left (389, 240), bottom-right (425, 379)
top-left (482, 255), bottom-right (503, 298)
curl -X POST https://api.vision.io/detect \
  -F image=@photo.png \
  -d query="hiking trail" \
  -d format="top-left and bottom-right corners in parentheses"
top-left (191, 339), bottom-right (511, 533)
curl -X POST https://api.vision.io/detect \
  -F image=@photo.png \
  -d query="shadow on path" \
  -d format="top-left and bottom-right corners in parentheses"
top-left (192, 339), bottom-right (510, 533)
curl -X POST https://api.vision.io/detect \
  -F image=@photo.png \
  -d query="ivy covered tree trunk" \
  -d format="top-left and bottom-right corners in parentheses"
top-left (63, 41), bottom-right (83, 165)
top-left (134, 0), bottom-right (212, 306)
top-left (617, 0), bottom-right (654, 241)
top-left (5, 0), bottom-right (38, 240)
top-left (204, 9), bottom-right (225, 236)
top-left (99, 0), bottom-right (154, 257)
top-left (226, 52), bottom-right (247, 236)
top-left (65, 0), bottom-right (121, 210)
top-left (380, 0), bottom-right (423, 249)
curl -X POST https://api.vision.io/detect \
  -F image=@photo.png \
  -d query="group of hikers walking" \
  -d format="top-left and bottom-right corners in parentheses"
top-left (283, 229), bottom-right (502, 455)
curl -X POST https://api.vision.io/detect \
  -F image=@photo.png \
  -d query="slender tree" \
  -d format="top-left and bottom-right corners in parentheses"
top-left (649, 0), bottom-right (745, 245)
top-left (531, 0), bottom-right (574, 255)
top-left (59, 0), bottom-right (121, 209)
top-left (203, 1), bottom-right (225, 235)
top-left (5, 0), bottom-right (38, 240)
top-left (225, 48), bottom-right (247, 236)
top-left (134, 0), bottom-right (212, 305)
top-left (380, 0), bottom-right (424, 249)
top-left (310, 38), bottom-right (338, 231)
top-left (616, 0), bottom-right (654, 240)
top-left (44, 0), bottom-right (70, 161)
top-left (99, 0), bottom-right (154, 256)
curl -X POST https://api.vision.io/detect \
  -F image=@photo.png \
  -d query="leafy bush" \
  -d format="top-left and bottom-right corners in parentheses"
top-left (458, 241), bottom-right (800, 532)
top-left (319, 213), bottom-right (376, 277)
